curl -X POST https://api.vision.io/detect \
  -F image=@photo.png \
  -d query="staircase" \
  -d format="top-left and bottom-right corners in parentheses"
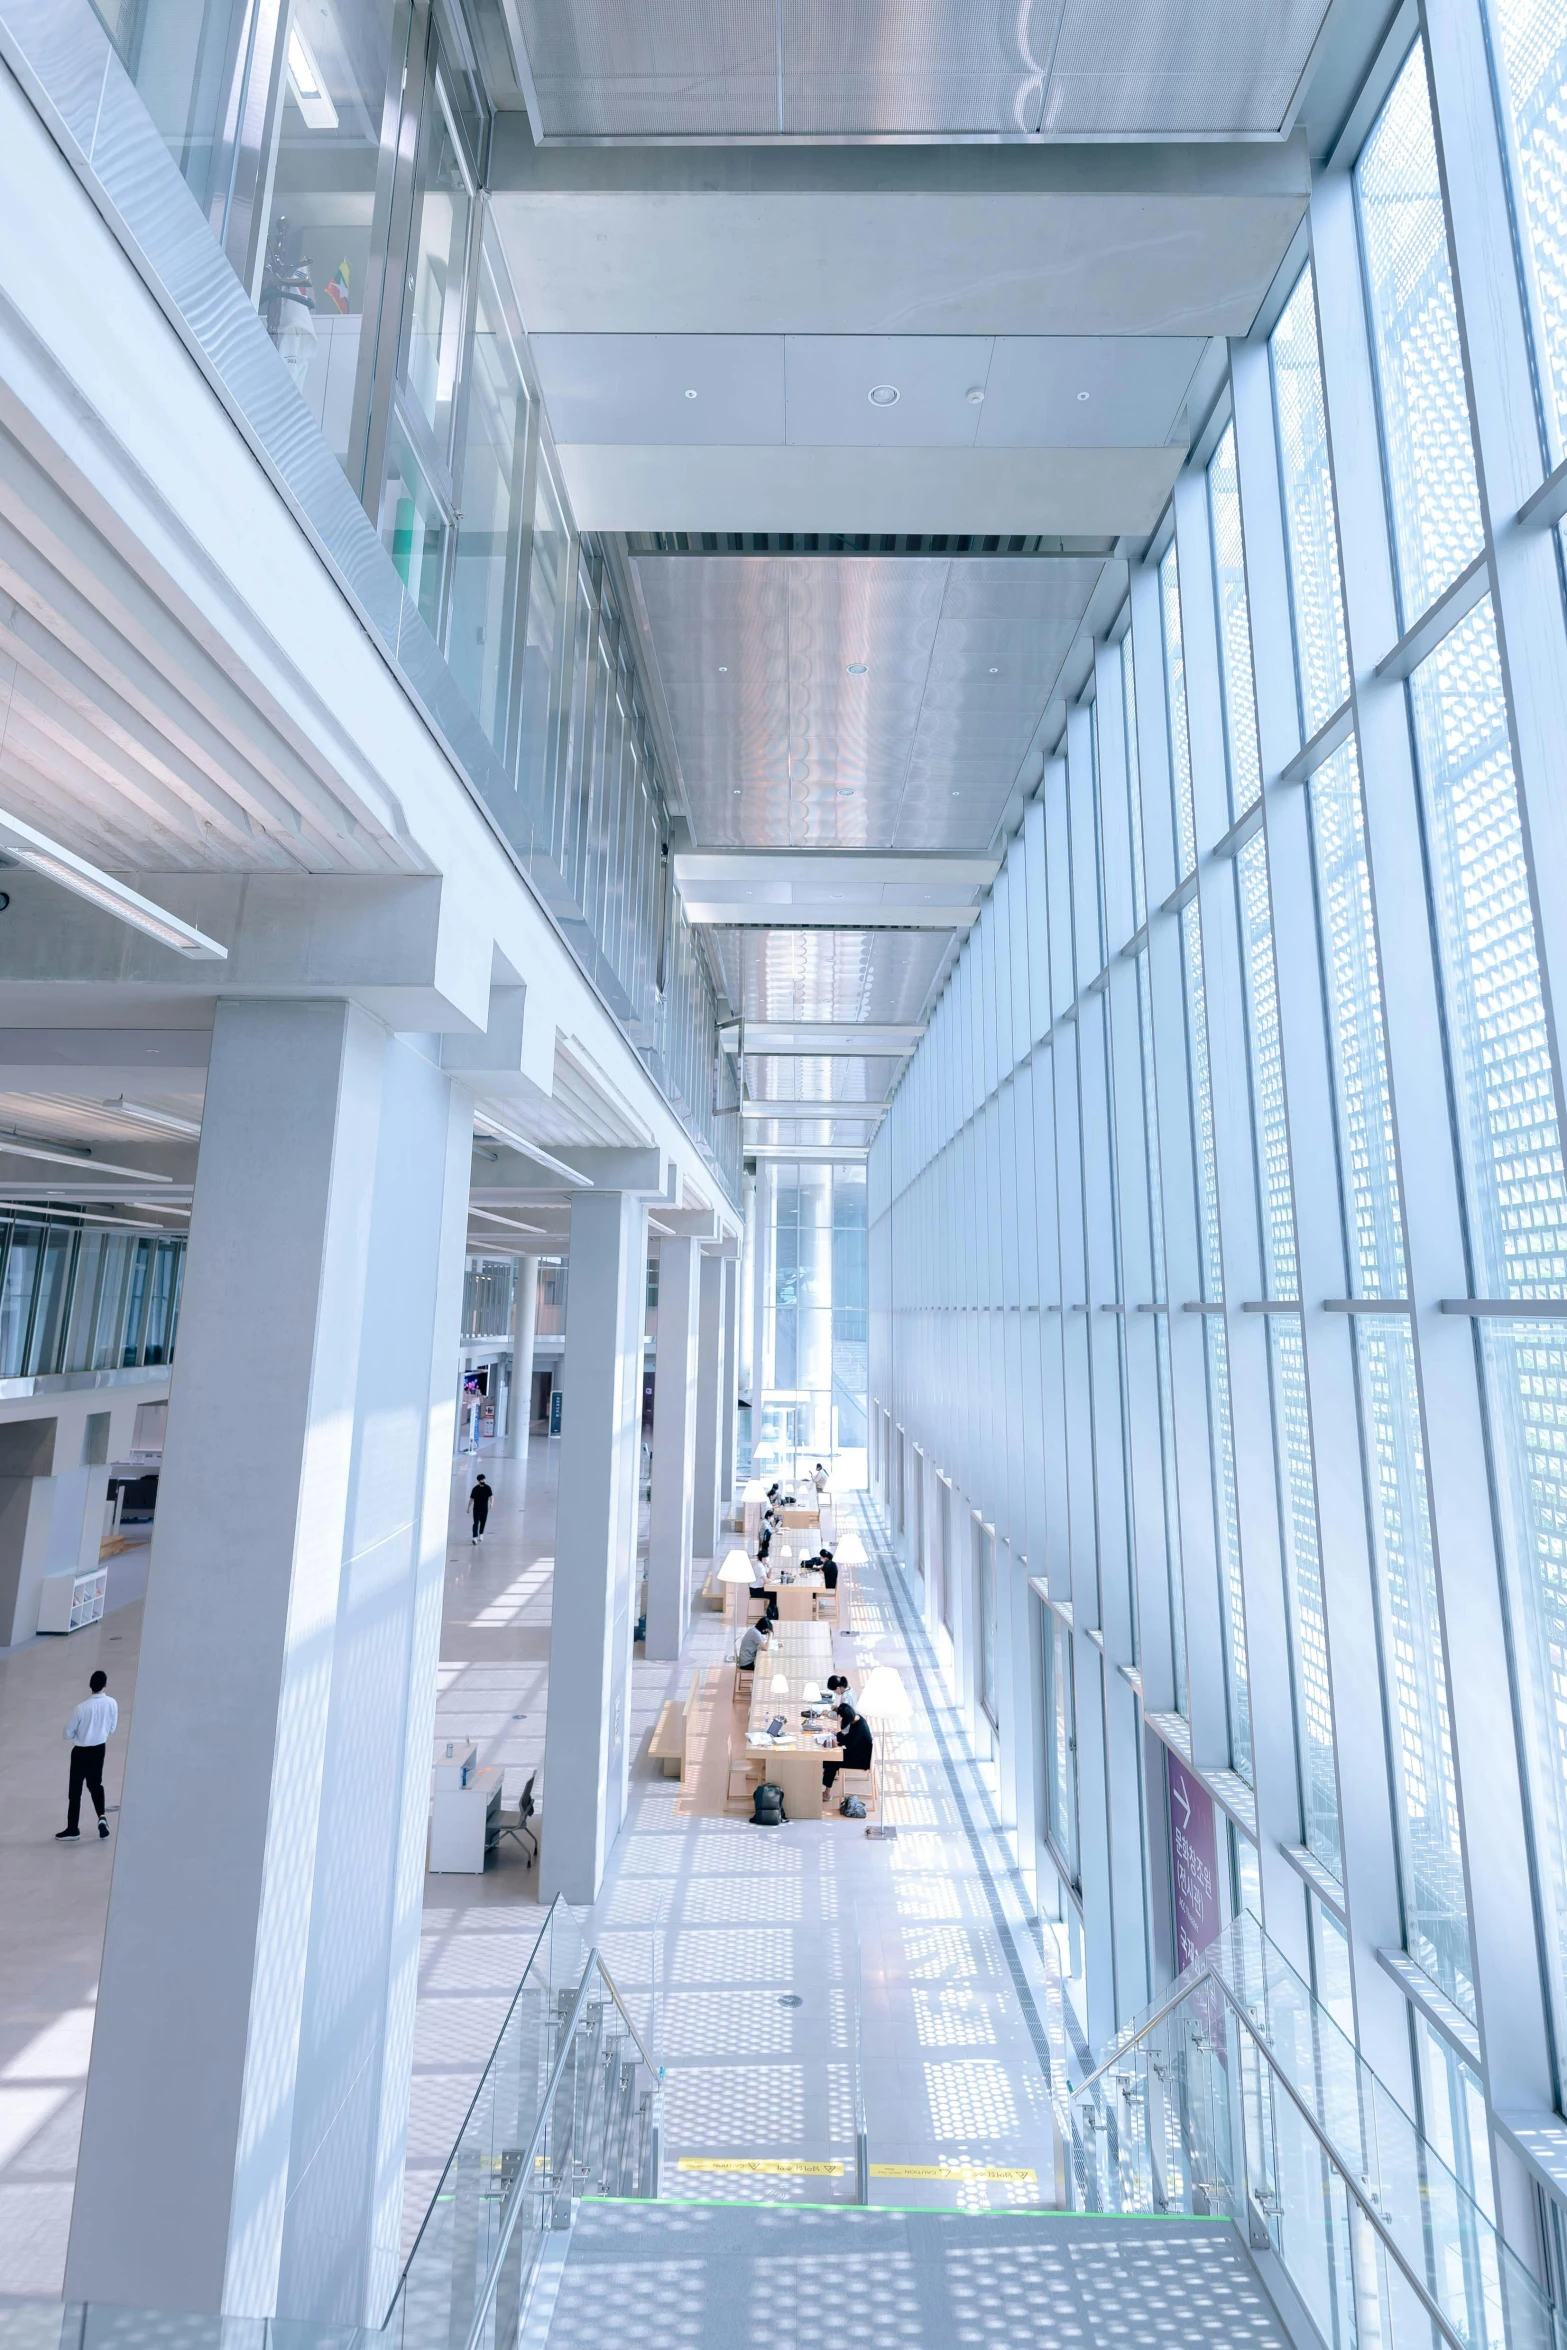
top-left (534, 2201), bottom-right (1292, 2349)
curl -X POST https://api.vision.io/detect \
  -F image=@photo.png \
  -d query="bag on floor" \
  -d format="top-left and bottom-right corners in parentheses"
top-left (839, 1795), bottom-right (867, 1819)
top-left (751, 1780), bottom-right (786, 1826)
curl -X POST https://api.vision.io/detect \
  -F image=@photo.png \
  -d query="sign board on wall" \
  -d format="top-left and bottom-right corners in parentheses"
top-left (1166, 1749), bottom-right (1220, 1974)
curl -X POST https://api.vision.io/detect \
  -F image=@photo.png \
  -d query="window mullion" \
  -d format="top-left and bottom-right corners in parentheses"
top-left (1314, 154), bottom-right (1552, 2128)
top-left (1230, 329), bottom-right (1412, 2094)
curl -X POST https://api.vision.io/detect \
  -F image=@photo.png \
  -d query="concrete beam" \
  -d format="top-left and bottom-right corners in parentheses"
top-left (0, 873), bottom-right (492, 1032)
top-left (737, 1023), bottom-right (924, 1056)
top-left (489, 134), bottom-right (1311, 338)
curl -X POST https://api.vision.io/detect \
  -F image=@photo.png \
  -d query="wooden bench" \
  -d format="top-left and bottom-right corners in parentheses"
top-left (648, 1701), bottom-right (684, 1777)
top-left (648, 1669), bottom-right (704, 1780)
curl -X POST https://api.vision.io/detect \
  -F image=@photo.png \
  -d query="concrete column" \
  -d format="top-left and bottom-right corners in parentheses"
top-left (540, 1189), bottom-right (647, 1902)
top-left (66, 1001), bottom-right (471, 2324)
top-left (505, 1253), bottom-right (540, 1459)
top-left (691, 1252), bottom-right (726, 1562)
top-left (719, 1253), bottom-right (739, 1515)
top-left (646, 1234), bottom-right (700, 1660)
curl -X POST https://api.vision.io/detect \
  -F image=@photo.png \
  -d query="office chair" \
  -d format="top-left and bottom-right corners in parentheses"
top-left (498, 1771), bottom-right (537, 1866)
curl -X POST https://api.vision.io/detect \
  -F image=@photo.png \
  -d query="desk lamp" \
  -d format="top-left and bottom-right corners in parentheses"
top-left (770, 1672), bottom-right (790, 1697)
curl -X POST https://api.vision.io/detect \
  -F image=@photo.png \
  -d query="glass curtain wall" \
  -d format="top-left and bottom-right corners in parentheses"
top-left (870, 0), bottom-right (1567, 2199)
top-left (75, 0), bottom-right (737, 1197)
top-left (0, 1217), bottom-right (188, 1377)
top-left (754, 1160), bottom-right (867, 1490)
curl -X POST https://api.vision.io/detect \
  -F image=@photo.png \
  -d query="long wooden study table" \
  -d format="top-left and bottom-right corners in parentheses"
top-left (740, 1621), bottom-right (839, 1818)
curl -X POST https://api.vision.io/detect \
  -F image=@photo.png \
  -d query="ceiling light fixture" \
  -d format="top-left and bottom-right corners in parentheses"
top-left (0, 1136), bottom-right (172, 1181)
top-left (988, 666), bottom-right (999, 674)
top-left (1077, 390), bottom-right (1091, 402)
top-left (102, 1098), bottom-right (202, 1139)
top-left (847, 662), bottom-right (868, 675)
top-left (718, 665), bottom-right (728, 673)
top-left (471, 1116), bottom-right (590, 1187)
top-left (0, 810), bottom-right (227, 959)
top-left (684, 388), bottom-right (698, 399)
top-left (867, 385), bottom-right (899, 407)
top-left (966, 387), bottom-right (985, 405)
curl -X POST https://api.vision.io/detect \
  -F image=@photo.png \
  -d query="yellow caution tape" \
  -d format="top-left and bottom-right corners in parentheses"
top-left (677, 2157), bottom-right (845, 2176)
top-left (869, 2164), bottom-right (1039, 2183)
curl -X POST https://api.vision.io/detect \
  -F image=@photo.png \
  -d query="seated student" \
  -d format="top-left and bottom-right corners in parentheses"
top-left (812, 1462), bottom-right (829, 1496)
top-left (825, 1672), bottom-right (851, 1707)
top-left (736, 1618), bottom-right (771, 1671)
top-left (756, 1525), bottom-right (772, 1563)
top-left (822, 1702), bottom-right (874, 1791)
top-left (817, 1547), bottom-right (839, 1591)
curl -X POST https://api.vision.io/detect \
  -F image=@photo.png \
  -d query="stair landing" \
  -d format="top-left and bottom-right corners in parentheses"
top-left (541, 2200), bottom-right (1291, 2348)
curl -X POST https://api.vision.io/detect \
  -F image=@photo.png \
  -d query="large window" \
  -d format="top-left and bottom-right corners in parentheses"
top-left (756, 1160), bottom-right (867, 1489)
top-left (1356, 41), bottom-right (1484, 623)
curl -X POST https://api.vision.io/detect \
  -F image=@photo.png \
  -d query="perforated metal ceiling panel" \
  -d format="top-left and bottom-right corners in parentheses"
top-left (711, 928), bottom-right (954, 1026)
top-left (513, 0), bottom-right (1332, 138)
top-left (634, 554), bottom-right (1103, 850)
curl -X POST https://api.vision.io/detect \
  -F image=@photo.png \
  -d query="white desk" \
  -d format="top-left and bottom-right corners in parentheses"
top-left (429, 1743), bottom-right (502, 1872)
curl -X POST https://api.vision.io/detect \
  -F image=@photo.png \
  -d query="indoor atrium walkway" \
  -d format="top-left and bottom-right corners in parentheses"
top-left (0, 1447), bottom-right (1070, 2304)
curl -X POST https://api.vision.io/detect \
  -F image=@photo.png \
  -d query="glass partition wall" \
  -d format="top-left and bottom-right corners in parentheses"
top-left (73, 0), bottom-right (737, 1198)
top-left (870, 0), bottom-right (1567, 2271)
top-left (753, 1160), bottom-right (867, 1492)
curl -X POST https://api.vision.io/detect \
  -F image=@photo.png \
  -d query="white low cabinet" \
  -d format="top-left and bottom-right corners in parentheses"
top-left (38, 1568), bottom-right (108, 1635)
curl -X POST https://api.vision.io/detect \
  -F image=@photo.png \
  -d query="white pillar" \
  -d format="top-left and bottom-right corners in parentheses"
top-left (691, 1252), bottom-right (726, 1561)
top-left (719, 1253), bottom-right (739, 1515)
top-left (646, 1234), bottom-right (700, 1660)
top-left (540, 1190), bottom-right (647, 1902)
top-left (65, 1002), bottom-right (470, 2324)
top-left (505, 1253), bottom-right (540, 1459)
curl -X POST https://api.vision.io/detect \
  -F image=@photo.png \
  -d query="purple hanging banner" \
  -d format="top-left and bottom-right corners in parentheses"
top-left (1167, 1749), bottom-right (1220, 1973)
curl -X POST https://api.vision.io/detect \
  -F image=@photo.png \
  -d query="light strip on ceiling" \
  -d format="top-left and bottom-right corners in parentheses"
top-left (469, 1206), bottom-right (550, 1236)
top-left (103, 1097), bottom-right (203, 1138)
top-left (0, 1136), bottom-right (172, 1181)
top-left (473, 1116), bottom-right (590, 1187)
top-left (0, 811), bottom-right (227, 959)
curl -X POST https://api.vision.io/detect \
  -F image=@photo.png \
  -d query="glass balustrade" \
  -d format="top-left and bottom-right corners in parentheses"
top-left (1073, 1916), bottom-right (1563, 2350)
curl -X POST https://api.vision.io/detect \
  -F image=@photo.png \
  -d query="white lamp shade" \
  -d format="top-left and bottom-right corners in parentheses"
top-left (718, 1552), bottom-right (755, 1584)
top-left (802, 1682), bottom-right (822, 1704)
top-left (769, 1673), bottom-right (790, 1696)
top-left (856, 1665), bottom-right (912, 1722)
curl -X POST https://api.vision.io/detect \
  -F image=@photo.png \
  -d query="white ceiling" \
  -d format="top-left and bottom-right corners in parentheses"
top-left (532, 334), bottom-right (1206, 448)
top-left (506, 0), bottom-right (1335, 139)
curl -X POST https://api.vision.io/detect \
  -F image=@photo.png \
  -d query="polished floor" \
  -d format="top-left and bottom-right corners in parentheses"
top-left (0, 1436), bottom-right (1066, 2301)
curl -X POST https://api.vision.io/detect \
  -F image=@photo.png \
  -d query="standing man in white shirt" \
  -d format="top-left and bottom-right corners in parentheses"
top-left (58, 1669), bottom-right (118, 1842)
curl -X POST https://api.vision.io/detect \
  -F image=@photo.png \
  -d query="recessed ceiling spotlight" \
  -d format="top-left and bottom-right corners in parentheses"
top-left (718, 664), bottom-right (728, 672)
top-left (847, 661), bottom-right (868, 675)
top-left (1077, 390), bottom-right (1090, 402)
top-left (988, 665), bottom-right (999, 674)
top-left (951, 789), bottom-right (962, 797)
top-left (867, 384), bottom-right (900, 407)
top-left (733, 787), bottom-right (742, 795)
top-left (966, 387), bottom-right (985, 405)
top-left (685, 388), bottom-right (698, 399)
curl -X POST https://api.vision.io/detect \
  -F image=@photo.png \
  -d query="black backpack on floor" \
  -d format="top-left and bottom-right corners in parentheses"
top-left (751, 1780), bottom-right (786, 1826)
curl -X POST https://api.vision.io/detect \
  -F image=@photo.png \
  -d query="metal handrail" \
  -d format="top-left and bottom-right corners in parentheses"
top-left (458, 1948), bottom-right (660, 2350)
top-left (593, 1948), bottom-right (660, 2082)
top-left (1069, 1973), bottom-right (1203, 2105)
top-left (1071, 1962), bottom-right (1470, 2350)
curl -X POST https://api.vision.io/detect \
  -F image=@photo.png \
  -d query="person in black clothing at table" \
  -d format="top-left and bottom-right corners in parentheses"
top-left (817, 1547), bottom-right (839, 1591)
top-left (822, 1701), bottom-right (873, 1792)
